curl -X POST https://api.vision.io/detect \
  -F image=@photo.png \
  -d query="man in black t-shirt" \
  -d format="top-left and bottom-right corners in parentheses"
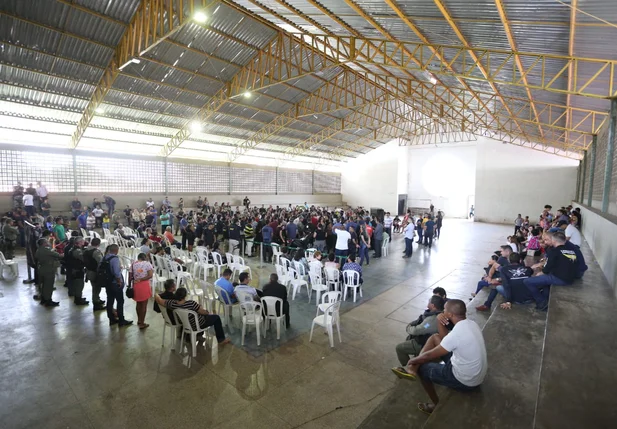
top-left (524, 232), bottom-right (577, 310)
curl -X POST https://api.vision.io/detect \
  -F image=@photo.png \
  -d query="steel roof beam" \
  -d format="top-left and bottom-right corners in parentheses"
top-left (70, 0), bottom-right (220, 149)
top-left (494, 0), bottom-right (545, 139)
top-left (566, 0), bottom-right (578, 143)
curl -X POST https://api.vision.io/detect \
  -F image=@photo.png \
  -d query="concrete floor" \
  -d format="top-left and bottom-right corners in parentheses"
top-left (0, 220), bottom-right (512, 429)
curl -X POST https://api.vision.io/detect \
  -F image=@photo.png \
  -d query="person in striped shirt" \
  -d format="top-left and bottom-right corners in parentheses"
top-left (244, 222), bottom-right (255, 257)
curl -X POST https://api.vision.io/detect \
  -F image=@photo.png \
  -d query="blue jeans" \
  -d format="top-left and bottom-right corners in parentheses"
top-left (418, 353), bottom-right (478, 391)
top-left (359, 242), bottom-right (370, 266)
top-left (523, 274), bottom-right (570, 306)
top-left (475, 280), bottom-right (490, 294)
top-left (484, 285), bottom-right (505, 307)
top-left (404, 237), bottom-right (413, 257)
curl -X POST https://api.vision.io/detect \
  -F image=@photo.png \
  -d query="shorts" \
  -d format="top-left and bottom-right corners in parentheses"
top-left (418, 353), bottom-right (478, 392)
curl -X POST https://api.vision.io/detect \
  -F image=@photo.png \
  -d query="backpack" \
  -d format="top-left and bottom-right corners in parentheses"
top-left (83, 248), bottom-right (99, 272)
top-left (97, 255), bottom-right (118, 287)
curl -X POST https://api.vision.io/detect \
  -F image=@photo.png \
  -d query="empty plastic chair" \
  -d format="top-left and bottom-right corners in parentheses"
top-left (0, 251), bottom-right (18, 279)
top-left (240, 301), bottom-right (263, 346)
top-left (309, 301), bottom-right (342, 348)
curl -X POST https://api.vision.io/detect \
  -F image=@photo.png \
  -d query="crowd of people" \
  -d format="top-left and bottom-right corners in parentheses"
top-left (386, 203), bottom-right (587, 415)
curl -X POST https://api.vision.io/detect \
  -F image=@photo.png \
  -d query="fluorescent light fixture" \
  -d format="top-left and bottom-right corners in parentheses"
top-left (131, 58), bottom-right (141, 64)
top-left (429, 76), bottom-right (437, 85)
top-left (243, 91), bottom-right (251, 98)
top-left (94, 107), bottom-right (105, 114)
top-left (194, 11), bottom-right (207, 23)
top-left (190, 121), bottom-right (202, 133)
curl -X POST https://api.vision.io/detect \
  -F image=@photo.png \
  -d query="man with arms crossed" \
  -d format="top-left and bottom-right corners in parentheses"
top-left (391, 299), bottom-right (487, 415)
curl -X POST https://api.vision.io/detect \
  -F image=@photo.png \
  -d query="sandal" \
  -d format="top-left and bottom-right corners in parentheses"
top-left (417, 402), bottom-right (435, 415)
top-left (138, 323), bottom-right (149, 329)
top-left (391, 367), bottom-right (416, 381)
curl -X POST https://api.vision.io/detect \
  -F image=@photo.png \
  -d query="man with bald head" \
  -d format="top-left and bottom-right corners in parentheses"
top-left (391, 299), bottom-right (487, 415)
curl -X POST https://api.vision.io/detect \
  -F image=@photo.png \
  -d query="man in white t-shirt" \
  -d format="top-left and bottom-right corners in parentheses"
top-left (23, 192), bottom-right (35, 217)
top-left (403, 222), bottom-right (415, 258)
top-left (391, 299), bottom-right (487, 415)
top-left (334, 226), bottom-right (351, 261)
top-left (565, 216), bottom-right (581, 247)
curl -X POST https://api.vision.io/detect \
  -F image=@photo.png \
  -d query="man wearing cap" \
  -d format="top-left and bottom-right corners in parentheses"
top-left (35, 238), bottom-right (62, 307)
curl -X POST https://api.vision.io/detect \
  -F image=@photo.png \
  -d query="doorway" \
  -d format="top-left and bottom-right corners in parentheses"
top-left (397, 194), bottom-right (407, 215)
top-left (467, 195), bottom-right (475, 220)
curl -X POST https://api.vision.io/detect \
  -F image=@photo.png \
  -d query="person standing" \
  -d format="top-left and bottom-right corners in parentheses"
top-left (68, 237), bottom-right (89, 306)
top-left (261, 222), bottom-right (274, 263)
top-left (22, 192), bottom-right (35, 218)
top-left (243, 196), bottom-right (250, 210)
top-left (514, 214), bottom-right (523, 235)
top-left (71, 197), bottom-right (82, 219)
top-left (383, 212), bottom-right (393, 238)
top-left (35, 238), bottom-right (62, 307)
top-left (228, 220), bottom-right (241, 256)
top-left (84, 237), bottom-right (106, 311)
top-left (92, 205), bottom-right (104, 229)
top-left (130, 253), bottom-right (154, 329)
top-left (403, 221), bottom-right (415, 258)
top-left (160, 210), bottom-right (171, 235)
top-left (3, 219), bottom-right (19, 259)
top-left (358, 224), bottom-right (370, 266)
top-left (435, 211), bottom-right (443, 239)
top-left (373, 219), bottom-right (384, 258)
top-left (244, 221), bottom-right (255, 257)
top-left (423, 216), bottom-right (435, 248)
top-left (36, 181), bottom-right (49, 211)
top-left (102, 244), bottom-right (132, 327)
top-left (334, 225), bottom-right (351, 261)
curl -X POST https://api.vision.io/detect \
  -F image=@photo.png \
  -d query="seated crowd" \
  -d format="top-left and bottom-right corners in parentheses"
top-left (386, 203), bottom-right (586, 416)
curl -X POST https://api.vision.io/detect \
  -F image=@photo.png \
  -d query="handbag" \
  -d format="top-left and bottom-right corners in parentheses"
top-left (126, 263), bottom-right (135, 299)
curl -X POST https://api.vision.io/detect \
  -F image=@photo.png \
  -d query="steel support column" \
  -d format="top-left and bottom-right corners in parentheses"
top-left (587, 135), bottom-right (597, 206)
top-left (575, 159), bottom-right (581, 203)
top-left (602, 98), bottom-right (617, 212)
top-left (581, 151), bottom-right (587, 204)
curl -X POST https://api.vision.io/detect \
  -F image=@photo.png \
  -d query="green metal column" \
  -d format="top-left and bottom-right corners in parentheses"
top-left (575, 160), bottom-right (581, 203)
top-left (587, 135), bottom-right (597, 207)
top-left (602, 98), bottom-right (617, 212)
top-left (581, 151), bottom-right (587, 205)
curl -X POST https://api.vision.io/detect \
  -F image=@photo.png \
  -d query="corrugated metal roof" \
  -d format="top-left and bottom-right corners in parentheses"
top-left (74, 0), bottom-right (140, 23)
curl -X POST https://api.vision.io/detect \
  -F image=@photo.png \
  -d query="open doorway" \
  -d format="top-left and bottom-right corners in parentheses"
top-left (467, 195), bottom-right (475, 220)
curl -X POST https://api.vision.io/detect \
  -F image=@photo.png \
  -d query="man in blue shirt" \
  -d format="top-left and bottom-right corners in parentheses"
top-left (423, 216), bottom-right (435, 248)
top-left (286, 221), bottom-right (297, 243)
top-left (215, 268), bottom-right (236, 304)
top-left (104, 244), bottom-right (132, 327)
top-left (262, 223), bottom-right (274, 263)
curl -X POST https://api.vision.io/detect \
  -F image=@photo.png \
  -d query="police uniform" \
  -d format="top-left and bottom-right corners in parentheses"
top-left (35, 245), bottom-right (62, 304)
top-left (85, 246), bottom-right (104, 309)
top-left (68, 246), bottom-right (87, 304)
top-left (3, 222), bottom-right (19, 259)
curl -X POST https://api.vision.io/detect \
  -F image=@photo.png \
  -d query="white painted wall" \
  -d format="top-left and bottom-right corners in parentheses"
top-left (407, 143), bottom-right (477, 218)
top-left (574, 203), bottom-right (617, 296)
top-left (341, 140), bottom-right (401, 213)
top-left (475, 137), bottom-right (579, 224)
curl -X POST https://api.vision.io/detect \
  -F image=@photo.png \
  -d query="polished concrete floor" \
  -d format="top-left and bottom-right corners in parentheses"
top-left (0, 220), bottom-right (512, 429)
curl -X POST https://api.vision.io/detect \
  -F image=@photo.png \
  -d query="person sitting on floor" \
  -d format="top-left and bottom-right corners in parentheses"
top-left (391, 299), bottom-right (487, 415)
top-left (477, 252), bottom-right (533, 311)
top-left (524, 231), bottom-right (578, 311)
top-left (472, 245), bottom-right (511, 298)
top-left (394, 295), bottom-right (446, 368)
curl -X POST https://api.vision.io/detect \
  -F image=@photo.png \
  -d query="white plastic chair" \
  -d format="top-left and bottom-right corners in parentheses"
top-left (168, 259), bottom-right (192, 288)
top-left (289, 267), bottom-right (310, 302)
top-left (343, 270), bottom-right (362, 302)
top-left (214, 285), bottom-right (238, 332)
top-left (240, 301), bottom-right (264, 346)
top-left (80, 227), bottom-right (88, 238)
top-left (325, 267), bottom-right (340, 292)
top-left (231, 256), bottom-right (252, 280)
top-left (279, 257), bottom-right (291, 271)
top-left (309, 271), bottom-right (329, 308)
top-left (262, 296), bottom-right (286, 340)
top-left (305, 248), bottom-right (317, 260)
top-left (195, 251), bottom-right (215, 280)
top-left (174, 309), bottom-right (213, 357)
top-left (309, 301), bottom-right (342, 348)
top-left (382, 237), bottom-right (389, 257)
top-left (0, 251), bottom-right (18, 279)
top-left (201, 281), bottom-right (217, 313)
top-left (103, 228), bottom-right (112, 239)
top-left (212, 252), bottom-right (226, 278)
top-left (316, 291), bottom-right (342, 317)
top-left (271, 243), bottom-right (282, 265)
top-left (158, 303), bottom-right (182, 351)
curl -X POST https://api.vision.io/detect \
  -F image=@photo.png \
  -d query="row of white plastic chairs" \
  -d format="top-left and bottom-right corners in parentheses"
top-left (274, 257), bottom-right (363, 304)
